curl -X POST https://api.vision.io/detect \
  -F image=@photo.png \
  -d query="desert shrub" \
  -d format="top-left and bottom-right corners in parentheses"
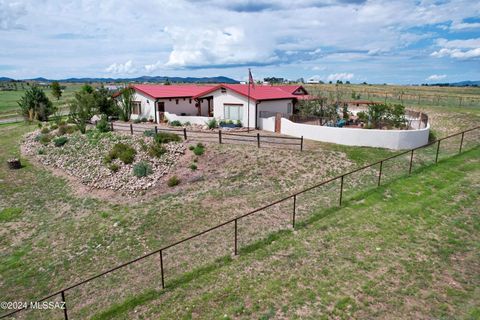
top-left (143, 129), bottom-right (156, 137)
top-left (50, 124), bottom-right (58, 130)
top-left (96, 116), bottom-right (111, 133)
top-left (148, 143), bottom-right (167, 158)
top-left (167, 175), bottom-right (180, 187)
top-left (188, 145), bottom-right (195, 151)
top-left (429, 130), bottom-right (438, 142)
top-left (58, 124), bottom-right (76, 136)
top-left (193, 157), bottom-right (198, 163)
top-left (40, 127), bottom-right (50, 134)
top-left (133, 161), bottom-right (153, 178)
top-left (191, 142), bottom-right (205, 156)
top-left (133, 118), bottom-right (141, 124)
top-left (236, 120), bottom-right (242, 127)
top-left (169, 120), bottom-right (182, 127)
top-left (154, 132), bottom-right (181, 144)
top-left (108, 163), bottom-right (120, 172)
top-left (37, 148), bottom-right (45, 155)
top-left (206, 118), bottom-right (218, 129)
top-left (108, 143), bottom-right (136, 164)
top-left (141, 117), bottom-right (148, 122)
top-left (38, 134), bottom-right (52, 145)
top-left (53, 136), bottom-right (68, 147)
top-left (189, 163), bottom-right (197, 171)
top-left (184, 121), bottom-right (191, 126)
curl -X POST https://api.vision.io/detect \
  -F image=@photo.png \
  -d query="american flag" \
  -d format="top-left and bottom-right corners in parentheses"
top-left (248, 69), bottom-right (255, 88)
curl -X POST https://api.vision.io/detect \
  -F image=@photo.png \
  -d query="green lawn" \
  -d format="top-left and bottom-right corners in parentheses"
top-left (91, 146), bottom-right (480, 320)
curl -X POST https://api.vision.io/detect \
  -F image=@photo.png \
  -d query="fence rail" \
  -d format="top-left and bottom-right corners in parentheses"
top-left (1, 126), bottom-right (479, 319)
top-left (108, 121), bottom-right (304, 151)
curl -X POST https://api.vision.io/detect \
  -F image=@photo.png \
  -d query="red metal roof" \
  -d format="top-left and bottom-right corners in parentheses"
top-left (193, 84), bottom-right (309, 101)
top-left (133, 84), bottom-right (216, 99)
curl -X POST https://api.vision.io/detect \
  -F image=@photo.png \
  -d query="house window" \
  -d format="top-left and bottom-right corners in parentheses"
top-left (132, 101), bottom-right (141, 115)
top-left (176, 99), bottom-right (179, 104)
top-left (287, 103), bottom-right (292, 114)
top-left (224, 104), bottom-right (243, 121)
top-left (189, 99), bottom-right (192, 104)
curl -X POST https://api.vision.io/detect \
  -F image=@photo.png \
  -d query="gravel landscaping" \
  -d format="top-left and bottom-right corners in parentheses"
top-left (22, 127), bottom-right (185, 192)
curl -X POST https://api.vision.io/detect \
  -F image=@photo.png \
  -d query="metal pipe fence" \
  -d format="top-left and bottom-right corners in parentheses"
top-left (1, 126), bottom-right (478, 319)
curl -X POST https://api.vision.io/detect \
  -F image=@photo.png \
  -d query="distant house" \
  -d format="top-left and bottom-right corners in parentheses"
top-left (119, 84), bottom-right (310, 128)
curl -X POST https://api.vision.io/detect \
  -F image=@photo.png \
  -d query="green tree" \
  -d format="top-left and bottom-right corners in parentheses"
top-left (18, 85), bottom-right (56, 121)
top-left (69, 91), bottom-right (97, 133)
top-left (94, 86), bottom-right (117, 117)
top-left (118, 87), bottom-right (135, 121)
top-left (51, 81), bottom-right (62, 100)
top-left (81, 84), bottom-right (94, 94)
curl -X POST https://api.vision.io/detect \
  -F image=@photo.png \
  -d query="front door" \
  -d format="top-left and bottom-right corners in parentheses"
top-left (157, 102), bottom-right (165, 122)
top-left (275, 113), bottom-right (282, 133)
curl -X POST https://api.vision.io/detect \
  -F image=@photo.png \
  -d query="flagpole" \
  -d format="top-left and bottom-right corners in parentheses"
top-left (247, 68), bottom-right (250, 132)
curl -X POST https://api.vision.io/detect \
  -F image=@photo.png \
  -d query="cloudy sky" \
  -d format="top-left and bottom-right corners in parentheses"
top-left (1, 0), bottom-right (479, 83)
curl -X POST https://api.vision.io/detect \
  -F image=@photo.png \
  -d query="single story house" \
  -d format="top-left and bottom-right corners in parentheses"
top-left (121, 83), bottom-right (310, 128)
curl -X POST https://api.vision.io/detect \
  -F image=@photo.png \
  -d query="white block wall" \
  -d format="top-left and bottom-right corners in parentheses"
top-left (279, 118), bottom-right (430, 150)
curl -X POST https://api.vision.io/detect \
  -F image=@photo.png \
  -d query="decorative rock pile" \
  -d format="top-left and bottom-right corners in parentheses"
top-left (22, 129), bottom-right (185, 192)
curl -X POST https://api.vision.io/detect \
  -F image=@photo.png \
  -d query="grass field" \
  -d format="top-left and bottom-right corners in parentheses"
top-left (0, 83), bottom-right (83, 118)
top-left (0, 83), bottom-right (479, 318)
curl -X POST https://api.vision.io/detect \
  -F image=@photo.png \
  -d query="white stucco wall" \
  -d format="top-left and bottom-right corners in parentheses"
top-left (130, 92), bottom-right (155, 121)
top-left (258, 116), bottom-right (275, 132)
top-left (164, 112), bottom-right (213, 126)
top-left (280, 118), bottom-right (430, 150)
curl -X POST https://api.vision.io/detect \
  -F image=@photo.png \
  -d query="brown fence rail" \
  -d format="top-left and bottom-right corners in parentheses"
top-left (1, 126), bottom-right (479, 319)
top-left (108, 121), bottom-right (304, 151)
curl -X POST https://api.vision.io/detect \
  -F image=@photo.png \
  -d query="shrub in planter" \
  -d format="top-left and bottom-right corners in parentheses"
top-left (189, 163), bottom-right (197, 171)
top-left (148, 143), bottom-right (167, 158)
top-left (154, 132), bottom-right (181, 144)
top-left (133, 161), bottom-right (153, 178)
top-left (41, 127), bottom-right (50, 134)
top-left (38, 134), bottom-right (52, 145)
top-left (184, 121), bottom-right (191, 126)
top-left (169, 120), bottom-right (182, 127)
top-left (109, 163), bottom-right (120, 172)
top-left (206, 118), bottom-right (218, 129)
top-left (96, 116), bottom-right (111, 133)
top-left (143, 129), bottom-right (155, 137)
top-left (236, 120), bottom-right (242, 127)
top-left (53, 136), bottom-right (68, 147)
top-left (167, 175), bottom-right (180, 187)
top-left (133, 118), bottom-right (141, 124)
top-left (141, 117), bottom-right (148, 122)
top-left (108, 143), bottom-right (136, 164)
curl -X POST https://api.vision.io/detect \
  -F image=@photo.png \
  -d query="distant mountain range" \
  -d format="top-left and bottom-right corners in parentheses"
top-left (427, 80), bottom-right (480, 87)
top-left (0, 75), bottom-right (239, 84)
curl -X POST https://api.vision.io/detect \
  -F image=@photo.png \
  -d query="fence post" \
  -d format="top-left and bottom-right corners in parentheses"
top-left (257, 133), bottom-right (260, 148)
top-left (159, 250), bottom-right (165, 289)
top-left (435, 140), bottom-right (441, 163)
top-left (339, 175), bottom-right (344, 206)
top-left (61, 290), bottom-right (68, 320)
top-left (378, 160), bottom-right (383, 186)
top-left (155, 125), bottom-right (158, 135)
top-left (408, 149), bottom-right (414, 175)
top-left (300, 136), bottom-right (304, 151)
top-left (183, 127), bottom-right (187, 140)
top-left (110, 121), bottom-right (114, 131)
top-left (234, 219), bottom-right (238, 255)
top-left (459, 132), bottom-right (464, 154)
top-left (292, 195), bottom-right (297, 229)
top-left (219, 130), bottom-right (222, 144)
top-left (130, 123), bottom-right (133, 135)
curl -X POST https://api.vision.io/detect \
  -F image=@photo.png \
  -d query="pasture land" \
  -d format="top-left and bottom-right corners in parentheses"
top-left (0, 83), bottom-right (479, 318)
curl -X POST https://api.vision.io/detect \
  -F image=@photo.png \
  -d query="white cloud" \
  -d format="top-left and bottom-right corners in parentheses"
top-left (450, 21), bottom-right (480, 30)
top-left (165, 26), bottom-right (277, 68)
top-left (144, 61), bottom-right (162, 73)
top-left (0, 1), bottom-right (26, 30)
top-left (431, 38), bottom-right (480, 60)
top-left (326, 73), bottom-right (354, 82)
top-left (105, 60), bottom-right (136, 74)
top-left (436, 38), bottom-right (480, 49)
top-left (426, 74), bottom-right (447, 81)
